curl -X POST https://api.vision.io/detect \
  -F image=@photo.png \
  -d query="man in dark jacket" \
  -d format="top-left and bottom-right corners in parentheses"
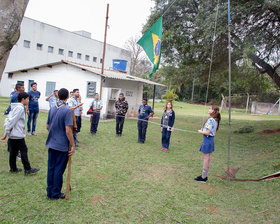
top-left (115, 93), bottom-right (128, 136)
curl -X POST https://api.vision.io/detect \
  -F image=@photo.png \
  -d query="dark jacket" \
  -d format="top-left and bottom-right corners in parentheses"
top-left (115, 98), bottom-right (128, 115)
top-left (161, 110), bottom-right (175, 130)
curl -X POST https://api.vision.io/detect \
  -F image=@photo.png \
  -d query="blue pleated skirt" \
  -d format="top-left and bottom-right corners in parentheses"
top-left (199, 135), bottom-right (215, 153)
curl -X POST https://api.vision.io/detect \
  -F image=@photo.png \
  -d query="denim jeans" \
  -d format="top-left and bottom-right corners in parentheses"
top-left (27, 111), bottom-right (39, 132)
top-left (162, 128), bottom-right (172, 149)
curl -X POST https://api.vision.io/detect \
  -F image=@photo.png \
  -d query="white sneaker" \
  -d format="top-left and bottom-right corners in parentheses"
top-left (16, 156), bottom-right (21, 161)
top-left (27, 132), bottom-right (32, 136)
top-left (32, 132), bottom-right (37, 136)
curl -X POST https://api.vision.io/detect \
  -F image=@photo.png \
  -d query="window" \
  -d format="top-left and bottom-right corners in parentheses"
top-left (100, 58), bottom-right (103, 63)
top-left (68, 51), bottom-right (73, 57)
top-left (77, 53), bottom-right (82, 59)
top-left (58, 48), bottom-right (64, 55)
top-left (48, 46), bottom-right (54, 53)
top-left (85, 55), bottom-right (90, 61)
top-left (37, 43), bottom-right (43, 51)
top-left (23, 40), bottom-right (30, 48)
top-left (8, 73), bottom-right (13, 79)
top-left (28, 80), bottom-right (34, 92)
top-left (87, 81), bottom-right (96, 98)
top-left (45, 81), bottom-right (56, 97)
top-left (17, 81), bottom-right (24, 85)
top-left (93, 57), bottom-right (97, 62)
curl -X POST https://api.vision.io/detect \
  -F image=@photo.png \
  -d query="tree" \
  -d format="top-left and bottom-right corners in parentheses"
top-left (143, 0), bottom-right (280, 92)
top-left (124, 36), bottom-right (144, 75)
top-left (0, 0), bottom-right (29, 80)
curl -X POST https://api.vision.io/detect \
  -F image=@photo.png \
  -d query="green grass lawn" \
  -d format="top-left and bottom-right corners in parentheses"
top-left (0, 101), bottom-right (279, 223)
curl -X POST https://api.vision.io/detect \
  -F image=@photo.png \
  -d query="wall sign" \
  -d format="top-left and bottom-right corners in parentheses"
top-left (126, 91), bottom-right (133, 97)
top-left (87, 81), bottom-right (96, 98)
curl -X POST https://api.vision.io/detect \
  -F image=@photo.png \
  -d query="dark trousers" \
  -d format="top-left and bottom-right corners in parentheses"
top-left (90, 113), bottom-right (100, 134)
top-left (138, 120), bottom-right (148, 143)
top-left (116, 116), bottom-right (125, 135)
top-left (9, 139), bottom-right (31, 171)
top-left (75, 116), bottom-right (82, 133)
top-left (162, 128), bottom-right (172, 149)
top-left (27, 111), bottom-right (39, 132)
top-left (47, 148), bottom-right (68, 199)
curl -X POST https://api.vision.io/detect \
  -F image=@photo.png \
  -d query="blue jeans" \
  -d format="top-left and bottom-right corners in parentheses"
top-left (27, 111), bottom-right (39, 132)
top-left (47, 148), bottom-right (68, 199)
top-left (90, 113), bottom-right (100, 134)
top-left (138, 120), bottom-right (148, 143)
top-left (162, 128), bottom-right (172, 149)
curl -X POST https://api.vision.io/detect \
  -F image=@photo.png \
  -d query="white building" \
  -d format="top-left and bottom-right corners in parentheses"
top-left (0, 17), bottom-right (131, 96)
top-left (6, 60), bottom-right (164, 118)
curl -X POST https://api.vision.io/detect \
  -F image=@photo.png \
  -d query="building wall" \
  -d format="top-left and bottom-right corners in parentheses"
top-left (0, 17), bottom-right (131, 97)
top-left (7, 63), bottom-right (143, 118)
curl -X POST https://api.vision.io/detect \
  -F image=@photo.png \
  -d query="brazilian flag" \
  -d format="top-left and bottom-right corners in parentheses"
top-left (137, 17), bottom-right (162, 77)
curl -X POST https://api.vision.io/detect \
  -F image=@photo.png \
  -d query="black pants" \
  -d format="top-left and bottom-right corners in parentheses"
top-left (91, 113), bottom-right (100, 134)
top-left (75, 116), bottom-right (82, 133)
top-left (116, 116), bottom-right (125, 135)
top-left (138, 120), bottom-right (148, 143)
top-left (9, 139), bottom-right (31, 171)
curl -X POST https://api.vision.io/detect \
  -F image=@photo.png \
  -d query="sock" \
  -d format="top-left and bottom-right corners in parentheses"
top-left (202, 167), bottom-right (210, 179)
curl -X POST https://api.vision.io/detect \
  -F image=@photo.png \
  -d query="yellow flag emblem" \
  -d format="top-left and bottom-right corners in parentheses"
top-left (152, 33), bottom-right (161, 67)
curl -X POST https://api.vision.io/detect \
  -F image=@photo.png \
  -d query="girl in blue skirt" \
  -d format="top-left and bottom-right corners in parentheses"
top-left (194, 105), bottom-right (221, 183)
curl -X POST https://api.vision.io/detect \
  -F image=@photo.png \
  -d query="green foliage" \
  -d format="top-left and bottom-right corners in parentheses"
top-left (142, 0), bottom-right (280, 103)
top-left (161, 87), bottom-right (178, 102)
top-left (234, 125), bottom-right (255, 134)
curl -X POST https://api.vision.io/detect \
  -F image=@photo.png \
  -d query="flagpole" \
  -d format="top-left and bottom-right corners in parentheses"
top-left (100, 3), bottom-right (109, 99)
top-left (227, 0), bottom-right (232, 184)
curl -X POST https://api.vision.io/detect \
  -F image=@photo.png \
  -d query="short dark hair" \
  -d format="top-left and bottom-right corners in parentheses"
top-left (119, 93), bottom-right (124, 96)
top-left (73, 89), bottom-right (79, 93)
top-left (70, 91), bottom-right (73, 94)
top-left (94, 93), bottom-right (99, 96)
top-left (58, 88), bottom-right (69, 100)
top-left (142, 98), bottom-right (147, 102)
top-left (15, 83), bottom-right (23, 91)
top-left (18, 92), bottom-right (29, 102)
top-left (54, 90), bottom-right (58, 92)
top-left (31, 82), bottom-right (37, 87)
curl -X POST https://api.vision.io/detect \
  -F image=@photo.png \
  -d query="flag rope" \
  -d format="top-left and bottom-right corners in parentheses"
top-left (202, 0), bottom-right (220, 126)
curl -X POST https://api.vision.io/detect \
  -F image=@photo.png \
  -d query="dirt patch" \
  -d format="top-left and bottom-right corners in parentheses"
top-left (257, 128), bottom-right (280, 135)
top-left (149, 116), bottom-right (161, 120)
top-left (198, 185), bottom-right (216, 195)
top-left (274, 164), bottom-right (280, 169)
top-left (237, 189), bottom-right (254, 194)
top-left (130, 166), bottom-right (178, 182)
top-left (90, 196), bottom-right (106, 204)
top-left (96, 174), bottom-right (106, 178)
top-left (205, 206), bottom-right (217, 213)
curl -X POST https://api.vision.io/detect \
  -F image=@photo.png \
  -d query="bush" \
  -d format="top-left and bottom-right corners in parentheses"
top-left (234, 125), bottom-right (254, 134)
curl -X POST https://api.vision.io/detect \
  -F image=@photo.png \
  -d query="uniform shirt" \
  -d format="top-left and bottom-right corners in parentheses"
top-left (203, 118), bottom-right (218, 136)
top-left (10, 92), bottom-right (19, 103)
top-left (138, 105), bottom-right (153, 120)
top-left (68, 97), bottom-right (80, 116)
top-left (47, 95), bottom-right (58, 109)
top-left (46, 102), bottom-right (73, 152)
top-left (91, 100), bottom-right (103, 113)
top-left (28, 90), bottom-right (41, 112)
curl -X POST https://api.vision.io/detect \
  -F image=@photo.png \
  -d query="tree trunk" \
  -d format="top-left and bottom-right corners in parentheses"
top-left (0, 0), bottom-right (29, 80)
top-left (249, 53), bottom-right (280, 88)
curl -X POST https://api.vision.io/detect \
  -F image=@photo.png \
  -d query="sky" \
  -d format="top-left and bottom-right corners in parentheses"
top-left (24, 0), bottom-right (155, 48)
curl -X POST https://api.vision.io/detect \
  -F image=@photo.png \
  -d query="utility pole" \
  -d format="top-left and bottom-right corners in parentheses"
top-left (100, 3), bottom-right (109, 98)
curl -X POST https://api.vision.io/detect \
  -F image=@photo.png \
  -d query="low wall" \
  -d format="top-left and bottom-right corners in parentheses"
top-left (251, 101), bottom-right (280, 115)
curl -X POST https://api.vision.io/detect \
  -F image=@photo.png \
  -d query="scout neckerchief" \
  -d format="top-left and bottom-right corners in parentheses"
top-left (56, 100), bottom-right (66, 109)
